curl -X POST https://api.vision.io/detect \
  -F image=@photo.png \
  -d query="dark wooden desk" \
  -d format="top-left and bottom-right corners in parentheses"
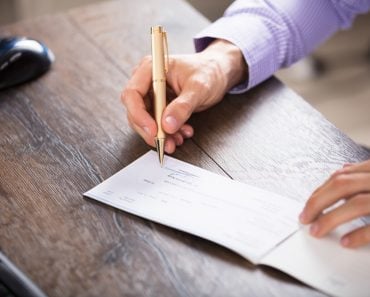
top-left (1, 0), bottom-right (369, 296)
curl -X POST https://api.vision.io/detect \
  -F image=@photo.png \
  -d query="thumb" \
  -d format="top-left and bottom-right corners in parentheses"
top-left (162, 92), bottom-right (197, 134)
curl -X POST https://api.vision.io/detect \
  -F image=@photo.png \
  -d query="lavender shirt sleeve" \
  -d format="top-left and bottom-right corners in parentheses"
top-left (194, 0), bottom-right (370, 93)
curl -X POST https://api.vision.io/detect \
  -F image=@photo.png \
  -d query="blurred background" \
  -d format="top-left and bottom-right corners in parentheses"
top-left (1, 0), bottom-right (369, 146)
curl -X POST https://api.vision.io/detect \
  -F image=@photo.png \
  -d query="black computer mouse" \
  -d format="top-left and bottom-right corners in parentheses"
top-left (0, 36), bottom-right (55, 91)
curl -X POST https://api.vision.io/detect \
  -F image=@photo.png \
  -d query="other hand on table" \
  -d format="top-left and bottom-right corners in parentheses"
top-left (300, 159), bottom-right (370, 248)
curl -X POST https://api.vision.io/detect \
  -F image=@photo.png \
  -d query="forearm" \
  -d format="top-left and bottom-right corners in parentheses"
top-left (194, 0), bottom-right (370, 93)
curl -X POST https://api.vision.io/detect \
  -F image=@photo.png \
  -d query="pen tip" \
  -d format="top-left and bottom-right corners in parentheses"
top-left (155, 138), bottom-right (165, 167)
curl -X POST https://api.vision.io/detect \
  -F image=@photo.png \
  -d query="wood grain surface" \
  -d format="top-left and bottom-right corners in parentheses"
top-left (0, 0), bottom-right (369, 296)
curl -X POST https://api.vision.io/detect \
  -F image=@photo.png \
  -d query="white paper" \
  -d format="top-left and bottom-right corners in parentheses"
top-left (260, 222), bottom-right (370, 297)
top-left (85, 151), bottom-right (370, 296)
top-left (84, 150), bottom-right (301, 263)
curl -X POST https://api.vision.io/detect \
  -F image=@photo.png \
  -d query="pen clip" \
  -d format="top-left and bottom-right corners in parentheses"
top-left (163, 31), bottom-right (169, 73)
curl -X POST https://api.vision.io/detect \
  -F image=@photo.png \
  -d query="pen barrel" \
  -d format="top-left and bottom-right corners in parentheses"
top-left (151, 26), bottom-right (166, 139)
top-left (152, 80), bottom-right (166, 139)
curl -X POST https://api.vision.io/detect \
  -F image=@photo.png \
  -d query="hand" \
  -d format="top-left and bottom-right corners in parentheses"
top-left (121, 39), bottom-right (247, 153)
top-left (300, 160), bottom-right (370, 248)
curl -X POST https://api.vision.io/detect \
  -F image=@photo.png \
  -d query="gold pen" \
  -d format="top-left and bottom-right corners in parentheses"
top-left (151, 25), bottom-right (168, 166)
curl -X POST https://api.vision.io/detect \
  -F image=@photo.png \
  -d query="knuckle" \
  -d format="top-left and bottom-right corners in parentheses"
top-left (200, 80), bottom-right (212, 93)
top-left (192, 76), bottom-right (210, 91)
top-left (121, 88), bottom-right (135, 107)
top-left (121, 88), bottom-right (138, 106)
top-left (331, 174), bottom-right (350, 188)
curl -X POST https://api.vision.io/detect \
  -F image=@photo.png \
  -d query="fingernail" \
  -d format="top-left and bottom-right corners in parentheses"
top-left (299, 211), bottom-right (306, 223)
top-left (182, 128), bottom-right (193, 138)
top-left (165, 116), bottom-right (178, 130)
top-left (341, 236), bottom-right (350, 247)
top-left (310, 223), bottom-right (319, 236)
top-left (142, 126), bottom-right (150, 135)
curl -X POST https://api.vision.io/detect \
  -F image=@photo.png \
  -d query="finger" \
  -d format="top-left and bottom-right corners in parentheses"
top-left (122, 56), bottom-right (153, 111)
top-left (127, 113), bottom-right (155, 147)
top-left (121, 57), bottom-right (157, 141)
top-left (164, 136), bottom-right (176, 154)
top-left (309, 174), bottom-right (333, 197)
top-left (343, 163), bottom-right (354, 168)
top-left (123, 89), bottom-right (157, 138)
top-left (308, 193), bottom-right (370, 237)
top-left (127, 56), bottom-right (153, 97)
top-left (179, 124), bottom-right (194, 139)
top-left (308, 164), bottom-right (346, 201)
top-left (162, 91), bottom-right (198, 134)
top-left (172, 132), bottom-right (184, 146)
top-left (166, 126), bottom-right (194, 151)
top-left (309, 162), bottom-right (368, 204)
top-left (340, 159), bottom-right (370, 174)
top-left (167, 126), bottom-right (193, 149)
top-left (341, 225), bottom-right (370, 248)
top-left (301, 173), bottom-right (370, 224)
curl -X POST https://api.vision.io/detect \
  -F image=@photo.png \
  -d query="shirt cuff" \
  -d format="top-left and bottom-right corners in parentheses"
top-left (194, 15), bottom-right (284, 94)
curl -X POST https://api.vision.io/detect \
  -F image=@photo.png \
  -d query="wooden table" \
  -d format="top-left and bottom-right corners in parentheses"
top-left (1, 0), bottom-right (369, 296)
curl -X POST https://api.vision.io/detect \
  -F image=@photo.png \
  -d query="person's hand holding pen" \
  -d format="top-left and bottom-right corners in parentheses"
top-left (121, 39), bottom-right (247, 154)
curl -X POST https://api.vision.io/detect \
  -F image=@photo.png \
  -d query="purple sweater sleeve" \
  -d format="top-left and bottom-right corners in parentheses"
top-left (194, 0), bottom-right (370, 93)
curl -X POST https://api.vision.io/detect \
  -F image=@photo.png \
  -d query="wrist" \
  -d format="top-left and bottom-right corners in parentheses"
top-left (200, 39), bottom-right (248, 91)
